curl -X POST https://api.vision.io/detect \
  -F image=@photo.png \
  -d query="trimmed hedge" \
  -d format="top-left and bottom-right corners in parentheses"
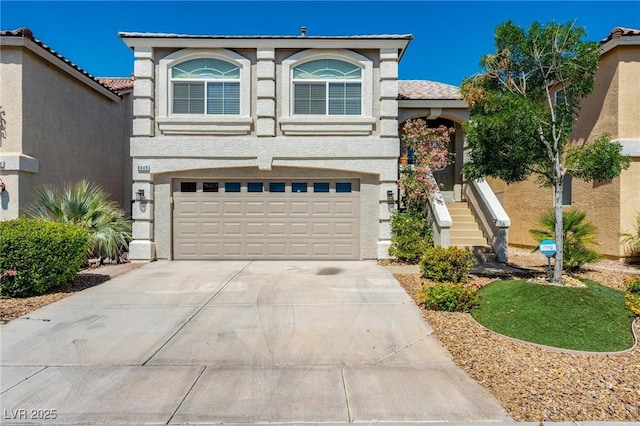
top-left (420, 246), bottom-right (476, 283)
top-left (0, 218), bottom-right (89, 297)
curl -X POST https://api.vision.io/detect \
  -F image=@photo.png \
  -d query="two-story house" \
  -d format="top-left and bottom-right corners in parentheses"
top-left (120, 31), bottom-right (417, 261)
top-left (0, 28), bottom-right (133, 220)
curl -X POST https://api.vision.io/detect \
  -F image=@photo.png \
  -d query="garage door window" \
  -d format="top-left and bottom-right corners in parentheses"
top-left (292, 182), bottom-right (307, 193)
top-left (225, 182), bottom-right (241, 192)
top-left (269, 182), bottom-right (286, 192)
top-left (336, 182), bottom-right (352, 193)
top-left (248, 182), bottom-right (263, 192)
top-left (181, 182), bottom-right (197, 192)
top-left (203, 182), bottom-right (219, 192)
top-left (313, 182), bottom-right (330, 193)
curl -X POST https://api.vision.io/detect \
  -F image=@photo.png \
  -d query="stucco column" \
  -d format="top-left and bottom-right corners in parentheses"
top-left (129, 163), bottom-right (156, 261)
top-left (256, 48), bottom-right (276, 137)
top-left (377, 48), bottom-right (401, 258)
top-left (129, 47), bottom-right (156, 261)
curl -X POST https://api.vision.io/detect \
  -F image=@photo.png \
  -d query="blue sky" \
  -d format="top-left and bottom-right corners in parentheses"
top-left (2, 1), bottom-right (638, 86)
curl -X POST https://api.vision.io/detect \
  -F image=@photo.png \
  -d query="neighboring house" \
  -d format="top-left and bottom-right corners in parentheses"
top-left (487, 27), bottom-right (640, 261)
top-left (0, 28), bottom-right (133, 220)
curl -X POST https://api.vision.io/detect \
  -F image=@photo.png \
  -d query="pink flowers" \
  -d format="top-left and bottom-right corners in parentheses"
top-left (400, 119), bottom-right (455, 203)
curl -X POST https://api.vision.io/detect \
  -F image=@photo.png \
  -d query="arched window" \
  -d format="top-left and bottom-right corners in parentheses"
top-left (171, 58), bottom-right (240, 115)
top-left (292, 59), bottom-right (362, 115)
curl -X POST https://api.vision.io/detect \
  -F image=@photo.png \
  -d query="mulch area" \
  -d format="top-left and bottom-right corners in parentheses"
top-left (0, 263), bottom-right (142, 325)
top-left (394, 247), bottom-right (640, 422)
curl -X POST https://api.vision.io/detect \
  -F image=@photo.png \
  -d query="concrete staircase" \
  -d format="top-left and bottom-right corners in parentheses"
top-left (447, 201), bottom-right (496, 263)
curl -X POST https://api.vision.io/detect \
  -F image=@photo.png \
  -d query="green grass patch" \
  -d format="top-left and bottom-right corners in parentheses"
top-left (472, 279), bottom-right (636, 352)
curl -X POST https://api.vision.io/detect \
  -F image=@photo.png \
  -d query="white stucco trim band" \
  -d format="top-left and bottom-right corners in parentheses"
top-left (279, 117), bottom-right (376, 136)
top-left (0, 153), bottom-right (39, 173)
top-left (156, 117), bottom-right (253, 135)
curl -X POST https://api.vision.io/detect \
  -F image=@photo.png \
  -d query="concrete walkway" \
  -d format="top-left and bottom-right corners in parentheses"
top-left (1, 261), bottom-right (510, 425)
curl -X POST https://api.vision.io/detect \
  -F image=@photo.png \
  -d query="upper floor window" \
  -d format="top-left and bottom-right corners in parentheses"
top-left (171, 58), bottom-right (240, 115)
top-left (292, 59), bottom-right (362, 115)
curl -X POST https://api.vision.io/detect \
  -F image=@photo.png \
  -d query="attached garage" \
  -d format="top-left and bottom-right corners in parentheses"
top-left (172, 179), bottom-right (360, 260)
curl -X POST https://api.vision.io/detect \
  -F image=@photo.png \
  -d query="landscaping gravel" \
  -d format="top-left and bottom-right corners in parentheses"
top-left (394, 247), bottom-right (640, 422)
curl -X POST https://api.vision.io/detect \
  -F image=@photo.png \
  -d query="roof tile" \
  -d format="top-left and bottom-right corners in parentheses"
top-left (398, 80), bottom-right (462, 100)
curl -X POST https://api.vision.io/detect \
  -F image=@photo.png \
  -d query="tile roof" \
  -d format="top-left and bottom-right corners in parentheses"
top-left (97, 77), bottom-right (134, 92)
top-left (398, 80), bottom-right (462, 100)
top-left (600, 27), bottom-right (640, 43)
top-left (1, 27), bottom-right (121, 97)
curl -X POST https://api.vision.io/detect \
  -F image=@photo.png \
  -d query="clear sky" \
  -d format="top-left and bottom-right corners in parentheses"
top-left (1, 1), bottom-right (638, 86)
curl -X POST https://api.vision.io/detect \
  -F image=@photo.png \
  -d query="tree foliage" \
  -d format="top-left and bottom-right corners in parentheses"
top-left (460, 20), bottom-right (629, 282)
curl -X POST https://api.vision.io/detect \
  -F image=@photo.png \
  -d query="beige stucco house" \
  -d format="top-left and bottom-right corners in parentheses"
top-left (120, 30), bottom-right (484, 261)
top-left (487, 27), bottom-right (640, 261)
top-left (0, 28), bottom-right (133, 220)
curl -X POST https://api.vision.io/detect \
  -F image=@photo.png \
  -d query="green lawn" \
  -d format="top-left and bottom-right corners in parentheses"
top-left (472, 279), bottom-right (636, 352)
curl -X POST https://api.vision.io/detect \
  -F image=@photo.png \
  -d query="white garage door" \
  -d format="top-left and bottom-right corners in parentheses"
top-left (173, 179), bottom-right (360, 260)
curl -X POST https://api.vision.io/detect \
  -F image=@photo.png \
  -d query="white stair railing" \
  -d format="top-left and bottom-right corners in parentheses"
top-left (463, 178), bottom-right (511, 262)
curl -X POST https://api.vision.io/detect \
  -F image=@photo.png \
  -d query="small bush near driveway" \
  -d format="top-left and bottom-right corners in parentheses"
top-left (420, 245), bottom-right (475, 283)
top-left (418, 283), bottom-right (479, 312)
top-left (0, 218), bottom-right (88, 297)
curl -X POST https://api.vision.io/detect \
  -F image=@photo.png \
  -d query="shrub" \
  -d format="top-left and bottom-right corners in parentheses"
top-left (529, 208), bottom-right (602, 271)
top-left (0, 218), bottom-right (88, 297)
top-left (28, 180), bottom-right (131, 262)
top-left (625, 293), bottom-right (640, 316)
top-left (388, 209), bottom-right (433, 263)
top-left (417, 283), bottom-right (479, 312)
top-left (420, 246), bottom-right (476, 283)
top-left (623, 275), bottom-right (640, 294)
top-left (620, 211), bottom-right (640, 260)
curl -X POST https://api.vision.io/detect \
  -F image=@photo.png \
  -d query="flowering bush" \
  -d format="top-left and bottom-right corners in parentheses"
top-left (623, 275), bottom-right (640, 294)
top-left (399, 120), bottom-right (454, 207)
top-left (625, 293), bottom-right (640, 316)
top-left (417, 283), bottom-right (479, 312)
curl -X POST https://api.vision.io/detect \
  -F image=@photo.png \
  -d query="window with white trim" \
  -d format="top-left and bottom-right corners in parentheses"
top-left (171, 58), bottom-right (240, 115)
top-left (292, 59), bottom-right (362, 115)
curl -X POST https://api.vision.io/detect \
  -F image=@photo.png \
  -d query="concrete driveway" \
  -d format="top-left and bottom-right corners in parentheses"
top-left (0, 261), bottom-right (510, 424)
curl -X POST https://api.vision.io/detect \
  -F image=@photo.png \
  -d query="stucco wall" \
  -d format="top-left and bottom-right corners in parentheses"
top-left (20, 48), bottom-right (128, 212)
top-left (0, 43), bottom-right (131, 220)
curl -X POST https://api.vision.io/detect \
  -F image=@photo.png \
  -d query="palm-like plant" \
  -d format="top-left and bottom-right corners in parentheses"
top-left (530, 209), bottom-right (602, 271)
top-left (28, 180), bottom-right (132, 262)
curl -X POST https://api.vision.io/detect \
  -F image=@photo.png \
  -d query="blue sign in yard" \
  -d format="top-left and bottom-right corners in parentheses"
top-left (539, 239), bottom-right (557, 258)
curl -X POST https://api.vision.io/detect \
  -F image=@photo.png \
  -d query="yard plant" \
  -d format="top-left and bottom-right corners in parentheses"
top-left (388, 209), bottom-right (433, 262)
top-left (472, 279), bottom-right (635, 352)
top-left (28, 180), bottom-right (131, 263)
top-left (0, 218), bottom-right (88, 297)
top-left (418, 283), bottom-right (479, 312)
top-left (420, 246), bottom-right (475, 283)
top-left (529, 208), bottom-right (602, 271)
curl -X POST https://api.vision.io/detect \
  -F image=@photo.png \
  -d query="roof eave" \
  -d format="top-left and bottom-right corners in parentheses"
top-left (119, 32), bottom-right (412, 58)
top-left (1, 36), bottom-right (122, 102)
top-left (601, 34), bottom-right (640, 55)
